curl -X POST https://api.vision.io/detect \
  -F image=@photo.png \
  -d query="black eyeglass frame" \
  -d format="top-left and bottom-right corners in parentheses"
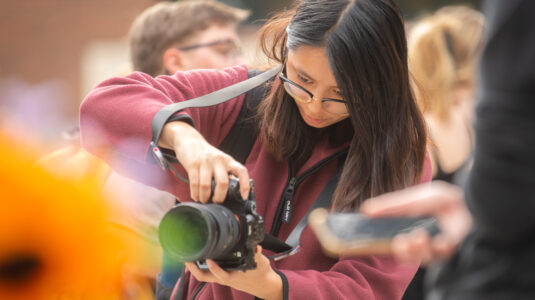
top-left (278, 71), bottom-right (348, 115)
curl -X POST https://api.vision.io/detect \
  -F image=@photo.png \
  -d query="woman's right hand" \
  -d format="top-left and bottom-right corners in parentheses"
top-left (159, 121), bottom-right (250, 203)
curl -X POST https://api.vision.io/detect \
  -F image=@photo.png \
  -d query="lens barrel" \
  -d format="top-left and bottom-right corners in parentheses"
top-left (159, 202), bottom-right (240, 262)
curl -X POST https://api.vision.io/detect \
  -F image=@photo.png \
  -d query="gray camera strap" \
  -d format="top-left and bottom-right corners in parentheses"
top-left (149, 65), bottom-right (282, 172)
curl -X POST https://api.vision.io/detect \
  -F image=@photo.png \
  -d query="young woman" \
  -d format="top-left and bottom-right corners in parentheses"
top-left (80, 0), bottom-right (430, 299)
top-left (408, 6), bottom-right (485, 184)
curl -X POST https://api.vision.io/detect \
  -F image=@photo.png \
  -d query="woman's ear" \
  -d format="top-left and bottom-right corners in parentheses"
top-left (162, 48), bottom-right (184, 75)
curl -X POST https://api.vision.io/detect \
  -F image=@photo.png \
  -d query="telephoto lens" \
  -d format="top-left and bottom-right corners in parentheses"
top-left (158, 178), bottom-right (265, 270)
top-left (159, 202), bottom-right (240, 261)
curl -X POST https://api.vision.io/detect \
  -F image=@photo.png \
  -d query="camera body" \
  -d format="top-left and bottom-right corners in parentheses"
top-left (159, 178), bottom-right (265, 271)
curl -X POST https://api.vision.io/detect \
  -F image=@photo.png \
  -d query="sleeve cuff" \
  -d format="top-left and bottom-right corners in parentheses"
top-left (145, 113), bottom-right (195, 165)
top-left (168, 113), bottom-right (195, 128)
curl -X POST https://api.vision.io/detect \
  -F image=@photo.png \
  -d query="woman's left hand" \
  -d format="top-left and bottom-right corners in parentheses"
top-left (185, 246), bottom-right (282, 300)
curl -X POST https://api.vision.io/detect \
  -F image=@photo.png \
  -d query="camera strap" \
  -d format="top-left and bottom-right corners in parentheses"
top-left (149, 65), bottom-right (282, 180)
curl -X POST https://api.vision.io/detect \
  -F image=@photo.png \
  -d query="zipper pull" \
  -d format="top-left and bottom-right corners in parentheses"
top-left (282, 177), bottom-right (297, 223)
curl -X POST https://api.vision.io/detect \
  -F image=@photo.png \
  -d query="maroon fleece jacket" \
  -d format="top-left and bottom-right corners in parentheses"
top-left (80, 65), bottom-right (431, 300)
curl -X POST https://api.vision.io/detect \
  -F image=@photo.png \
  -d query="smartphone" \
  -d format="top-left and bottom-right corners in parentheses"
top-left (308, 208), bottom-right (440, 257)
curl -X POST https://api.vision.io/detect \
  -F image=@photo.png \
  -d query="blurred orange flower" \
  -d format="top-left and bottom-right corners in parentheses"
top-left (0, 135), bottom-right (133, 299)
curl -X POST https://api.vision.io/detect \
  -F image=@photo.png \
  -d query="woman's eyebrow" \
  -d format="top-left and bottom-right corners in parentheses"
top-left (293, 65), bottom-right (340, 89)
top-left (292, 64), bottom-right (313, 80)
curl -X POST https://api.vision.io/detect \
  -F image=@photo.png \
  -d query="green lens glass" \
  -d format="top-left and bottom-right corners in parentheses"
top-left (160, 209), bottom-right (209, 261)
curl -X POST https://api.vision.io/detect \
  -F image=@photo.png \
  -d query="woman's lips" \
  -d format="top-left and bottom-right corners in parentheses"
top-left (304, 114), bottom-right (323, 125)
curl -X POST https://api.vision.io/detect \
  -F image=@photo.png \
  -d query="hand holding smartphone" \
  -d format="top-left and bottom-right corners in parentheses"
top-left (308, 208), bottom-right (440, 257)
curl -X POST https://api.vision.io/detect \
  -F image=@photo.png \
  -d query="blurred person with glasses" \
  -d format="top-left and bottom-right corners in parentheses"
top-left (80, 0), bottom-right (432, 299)
top-left (177, 38), bottom-right (242, 63)
top-left (128, 0), bottom-right (249, 76)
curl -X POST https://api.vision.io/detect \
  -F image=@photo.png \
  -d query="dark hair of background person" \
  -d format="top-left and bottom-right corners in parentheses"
top-left (256, 0), bottom-right (427, 211)
top-left (128, 0), bottom-right (249, 76)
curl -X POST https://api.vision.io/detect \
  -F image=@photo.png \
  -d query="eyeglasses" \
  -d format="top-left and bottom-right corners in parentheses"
top-left (278, 72), bottom-right (348, 115)
top-left (178, 39), bottom-right (242, 58)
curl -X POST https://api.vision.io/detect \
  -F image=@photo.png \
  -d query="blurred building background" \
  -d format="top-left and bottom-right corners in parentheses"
top-left (0, 0), bottom-right (480, 153)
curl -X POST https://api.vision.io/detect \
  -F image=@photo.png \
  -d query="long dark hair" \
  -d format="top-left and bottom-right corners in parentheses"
top-left (257, 0), bottom-right (427, 211)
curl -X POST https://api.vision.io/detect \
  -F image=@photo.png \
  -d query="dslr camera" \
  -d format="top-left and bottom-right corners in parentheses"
top-left (159, 178), bottom-right (265, 271)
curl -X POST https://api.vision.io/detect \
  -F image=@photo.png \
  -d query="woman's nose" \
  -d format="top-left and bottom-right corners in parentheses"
top-left (307, 96), bottom-right (324, 113)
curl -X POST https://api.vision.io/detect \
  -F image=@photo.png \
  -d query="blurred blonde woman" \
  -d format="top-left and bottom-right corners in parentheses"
top-left (403, 7), bottom-right (485, 300)
top-left (409, 6), bottom-right (485, 184)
